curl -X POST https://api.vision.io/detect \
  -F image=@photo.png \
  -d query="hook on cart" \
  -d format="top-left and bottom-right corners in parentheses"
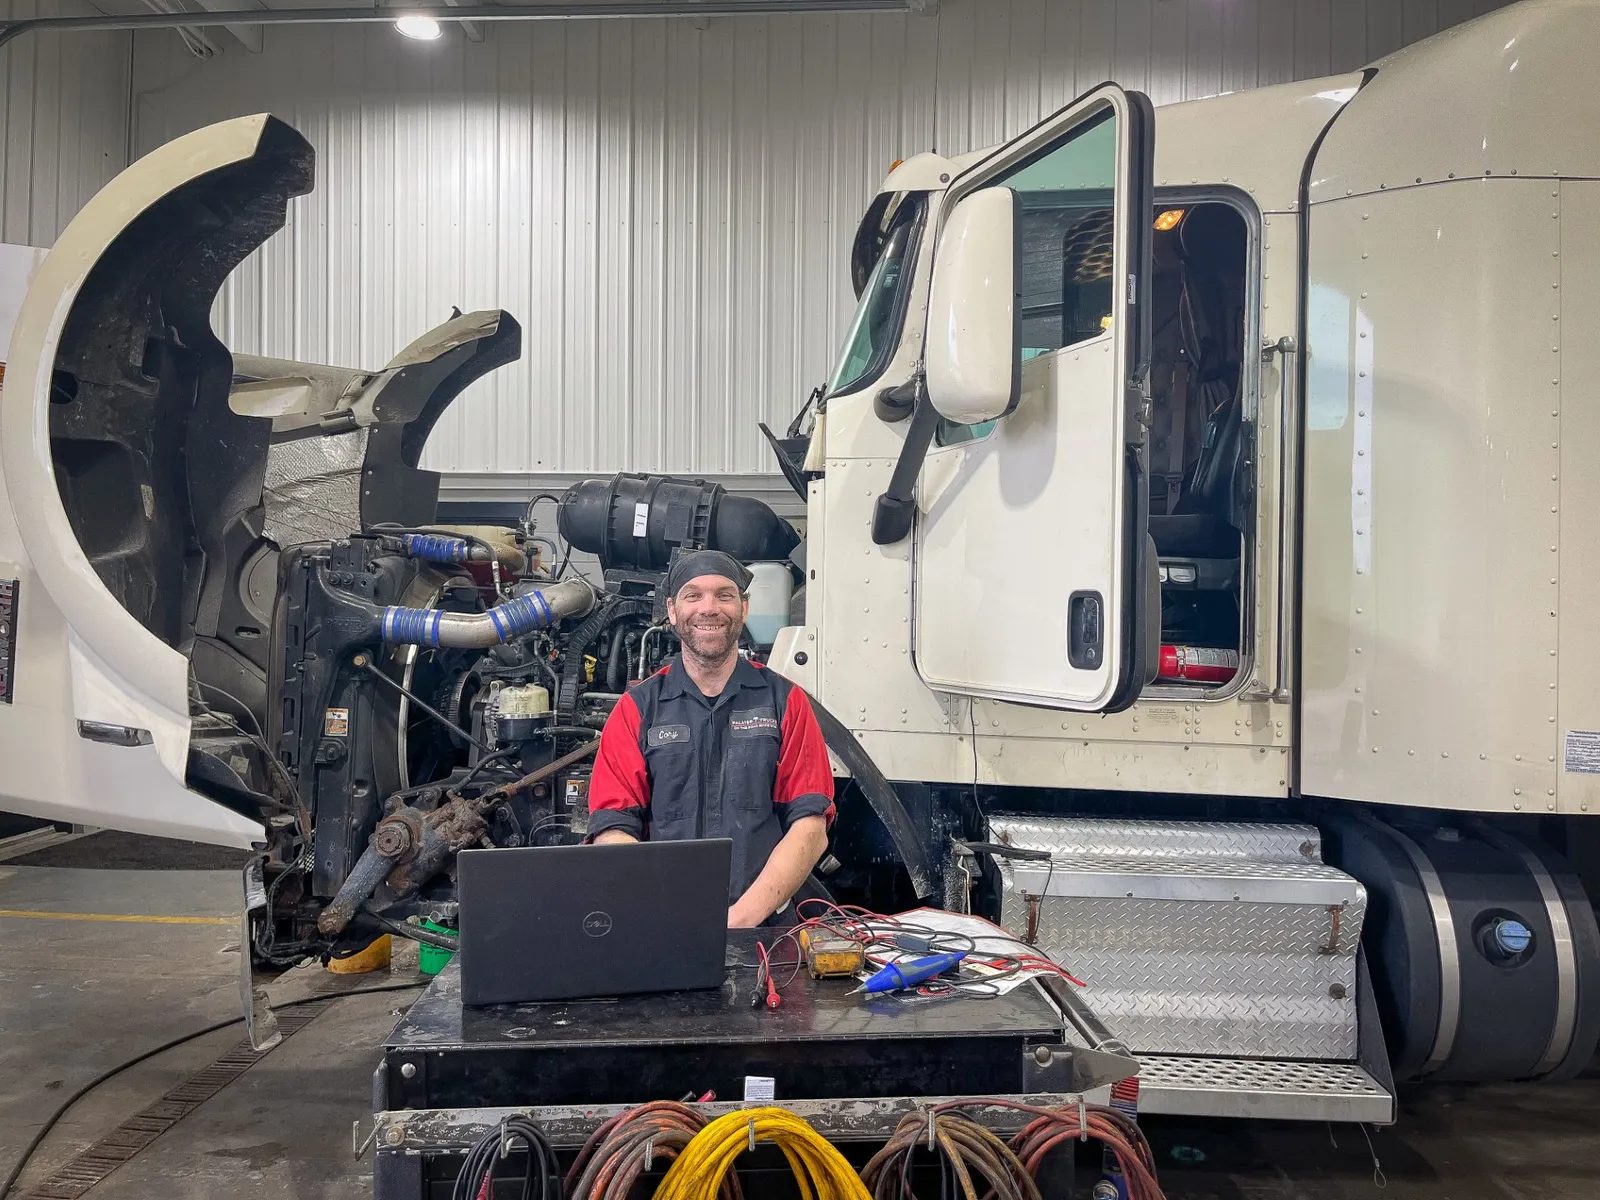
top-left (352, 1119), bottom-right (379, 1161)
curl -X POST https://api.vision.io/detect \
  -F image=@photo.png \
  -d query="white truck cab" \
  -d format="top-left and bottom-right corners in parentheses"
top-left (789, 0), bottom-right (1600, 822)
top-left (2, 0), bottom-right (1597, 1115)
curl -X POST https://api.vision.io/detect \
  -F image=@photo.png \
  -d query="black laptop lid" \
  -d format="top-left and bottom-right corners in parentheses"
top-left (457, 839), bottom-right (732, 1006)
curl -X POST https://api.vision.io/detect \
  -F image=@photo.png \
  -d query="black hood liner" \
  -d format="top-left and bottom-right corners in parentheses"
top-left (48, 116), bottom-right (315, 654)
top-left (359, 311), bottom-right (522, 531)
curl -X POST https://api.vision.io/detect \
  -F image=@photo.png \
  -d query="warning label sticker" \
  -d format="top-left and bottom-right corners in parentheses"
top-left (324, 707), bottom-right (351, 737)
top-left (1563, 730), bottom-right (1600, 774)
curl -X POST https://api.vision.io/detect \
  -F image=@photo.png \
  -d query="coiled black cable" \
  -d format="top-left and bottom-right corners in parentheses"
top-left (453, 1115), bottom-right (562, 1200)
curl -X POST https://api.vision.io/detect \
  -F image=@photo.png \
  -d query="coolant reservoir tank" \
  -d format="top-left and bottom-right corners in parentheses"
top-left (745, 562), bottom-right (794, 648)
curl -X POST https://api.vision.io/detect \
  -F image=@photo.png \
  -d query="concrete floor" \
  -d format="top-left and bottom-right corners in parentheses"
top-left (0, 836), bottom-right (1596, 1199)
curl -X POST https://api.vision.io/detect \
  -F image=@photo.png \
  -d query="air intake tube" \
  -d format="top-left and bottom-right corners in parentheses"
top-left (379, 577), bottom-right (597, 649)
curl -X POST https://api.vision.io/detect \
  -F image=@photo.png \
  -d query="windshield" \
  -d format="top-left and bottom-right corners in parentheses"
top-left (826, 193), bottom-right (924, 397)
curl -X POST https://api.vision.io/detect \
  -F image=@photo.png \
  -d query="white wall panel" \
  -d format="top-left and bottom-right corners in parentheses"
top-left (129, 0), bottom-right (1513, 477)
top-left (0, 1), bottom-right (130, 248)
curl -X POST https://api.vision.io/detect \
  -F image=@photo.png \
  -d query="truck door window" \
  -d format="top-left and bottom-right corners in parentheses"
top-left (827, 194), bottom-right (925, 398)
top-left (935, 113), bottom-right (1117, 446)
top-left (1002, 111), bottom-right (1117, 355)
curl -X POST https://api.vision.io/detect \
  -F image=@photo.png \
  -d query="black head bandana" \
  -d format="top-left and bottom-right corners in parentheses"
top-left (665, 549), bottom-right (752, 599)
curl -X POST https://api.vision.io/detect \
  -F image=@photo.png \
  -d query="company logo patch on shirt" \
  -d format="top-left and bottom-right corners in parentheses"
top-left (730, 708), bottom-right (779, 738)
top-left (648, 723), bottom-right (692, 747)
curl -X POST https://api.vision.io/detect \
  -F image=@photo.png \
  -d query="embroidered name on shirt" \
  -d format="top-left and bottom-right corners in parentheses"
top-left (648, 723), bottom-right (692, 746)
top-left (730, 709), bottom-right (779, 738)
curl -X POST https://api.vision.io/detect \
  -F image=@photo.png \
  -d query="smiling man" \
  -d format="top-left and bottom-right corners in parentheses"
top-left (587, 550), bottom-right (834, 927)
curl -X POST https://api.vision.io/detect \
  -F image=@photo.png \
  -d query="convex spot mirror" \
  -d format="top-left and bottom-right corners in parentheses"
top-left (924, 185), bottom-right (1021, 426)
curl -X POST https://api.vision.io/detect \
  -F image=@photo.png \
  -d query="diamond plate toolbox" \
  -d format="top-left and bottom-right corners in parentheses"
top-left (989, 816), bottom-right (1367, 1060)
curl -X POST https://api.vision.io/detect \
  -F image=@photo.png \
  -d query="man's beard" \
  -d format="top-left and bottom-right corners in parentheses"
top-left (674, 612), bottom-right (741, 665)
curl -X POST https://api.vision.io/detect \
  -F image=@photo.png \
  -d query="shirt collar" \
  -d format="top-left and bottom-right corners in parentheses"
top-left (729, 655), bottom-right (768, 693)
top-left (658, 654), bottom-right (766, 702)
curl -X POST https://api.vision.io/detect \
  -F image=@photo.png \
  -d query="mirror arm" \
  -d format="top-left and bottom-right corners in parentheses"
top-left (873, 377), bottom-right (918, 424)
top-left (871, 375), bottom-right (938, 546)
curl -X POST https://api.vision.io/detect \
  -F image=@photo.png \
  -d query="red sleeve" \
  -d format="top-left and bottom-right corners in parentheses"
top-left (773, 685), bottom-right (835, 829)
top-left (586, 692), bottom-right (650, 840)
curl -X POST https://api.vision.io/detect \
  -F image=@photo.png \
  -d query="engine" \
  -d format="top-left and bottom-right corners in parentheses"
top-left (248, 473), bottom-right (800, 965)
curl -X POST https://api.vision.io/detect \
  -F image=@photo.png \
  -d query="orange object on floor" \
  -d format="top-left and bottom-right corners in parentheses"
top-left (327, 934), bottom-right (392, 974)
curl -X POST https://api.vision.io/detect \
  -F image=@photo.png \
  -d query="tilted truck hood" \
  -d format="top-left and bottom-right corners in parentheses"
top-left (0, 114), bottom-right (315, 844)
top-left (231, 307), bottom-right (520, 541)
top-left (0, 113), bottom-right (520, 845)
top-left (12, 114), bottom-right (313, 684)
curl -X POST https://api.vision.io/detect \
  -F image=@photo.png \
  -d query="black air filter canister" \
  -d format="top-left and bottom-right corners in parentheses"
top-left (557, 472), bottom-right (799, 571)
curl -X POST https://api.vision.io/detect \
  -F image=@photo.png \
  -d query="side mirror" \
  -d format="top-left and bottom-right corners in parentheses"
top-left (924, 186), bottom-right (1020, 425)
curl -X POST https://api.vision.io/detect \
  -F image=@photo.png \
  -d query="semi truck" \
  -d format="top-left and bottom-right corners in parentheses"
top-left (1, 0), bottom-right (1596, 1123)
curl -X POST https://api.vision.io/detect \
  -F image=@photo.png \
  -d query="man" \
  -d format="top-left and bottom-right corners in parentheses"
top-left (587, 549), bottom-right (834, 928)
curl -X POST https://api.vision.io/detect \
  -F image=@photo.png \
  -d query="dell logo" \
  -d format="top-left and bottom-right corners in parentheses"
top-left (582, 911), bottom-right (613, 937)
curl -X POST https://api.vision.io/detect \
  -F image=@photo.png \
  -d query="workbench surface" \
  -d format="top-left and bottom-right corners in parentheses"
top-left (387, 929), bottom-right (1063, 1051)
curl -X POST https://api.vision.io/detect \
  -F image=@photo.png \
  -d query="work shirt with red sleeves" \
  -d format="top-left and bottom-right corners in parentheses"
top-left (587, 654), bottom-right (835, 904)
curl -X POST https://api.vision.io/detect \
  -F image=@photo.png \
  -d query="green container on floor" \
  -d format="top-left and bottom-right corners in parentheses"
top-left (418, 918), bottom-right (457, 976)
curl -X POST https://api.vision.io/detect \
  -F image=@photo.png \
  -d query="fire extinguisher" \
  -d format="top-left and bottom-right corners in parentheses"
top-left (1157, 644), bottom-right (1239, 684)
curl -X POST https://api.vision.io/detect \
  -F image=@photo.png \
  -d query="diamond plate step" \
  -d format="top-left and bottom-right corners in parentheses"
top-left (1135, 1055), bottom-right (1394, 1124)
top-left (987, 816), bottom-right (1324, 862)
top-left (1003, 853), bottom-right (1358, 905)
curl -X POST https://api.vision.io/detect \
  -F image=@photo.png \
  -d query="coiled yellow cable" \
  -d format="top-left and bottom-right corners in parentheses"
top-left (654, 1107), bottom-right (871, 1200)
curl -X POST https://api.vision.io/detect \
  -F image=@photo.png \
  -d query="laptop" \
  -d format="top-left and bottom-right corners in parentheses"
top-left (456, 838), bottom-right (732, 1006)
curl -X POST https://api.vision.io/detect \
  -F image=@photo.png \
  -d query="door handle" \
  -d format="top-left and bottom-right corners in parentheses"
top-left (1262, 335), bottom-right (1296, 704)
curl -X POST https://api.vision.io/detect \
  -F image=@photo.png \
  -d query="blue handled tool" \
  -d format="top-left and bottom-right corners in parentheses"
top-left (852, 950), bottom-right (968, 995)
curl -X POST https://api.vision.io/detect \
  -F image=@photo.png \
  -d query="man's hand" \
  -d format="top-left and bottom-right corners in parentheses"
top-left (727, 815), bottom-right (829, 928)
top-left (592, 829), bottom-right (638, 845)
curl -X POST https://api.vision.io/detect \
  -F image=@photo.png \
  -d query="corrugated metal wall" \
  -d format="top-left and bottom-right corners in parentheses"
top-left (130, 0), bottom-right (1511, 478)
top-left (0, 1), bottom-right (130, 247)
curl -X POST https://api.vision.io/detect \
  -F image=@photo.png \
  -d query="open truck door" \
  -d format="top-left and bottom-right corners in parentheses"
top-left (909, 84), bottom-right (1156, 711)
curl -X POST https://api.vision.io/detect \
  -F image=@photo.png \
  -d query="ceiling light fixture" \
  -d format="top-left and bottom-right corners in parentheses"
top-left (394, 13), bottom-right (442, 40)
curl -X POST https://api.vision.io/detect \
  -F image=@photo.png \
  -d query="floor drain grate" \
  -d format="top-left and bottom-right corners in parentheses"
top-left (18, 998), bottom-right (336, 1199)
